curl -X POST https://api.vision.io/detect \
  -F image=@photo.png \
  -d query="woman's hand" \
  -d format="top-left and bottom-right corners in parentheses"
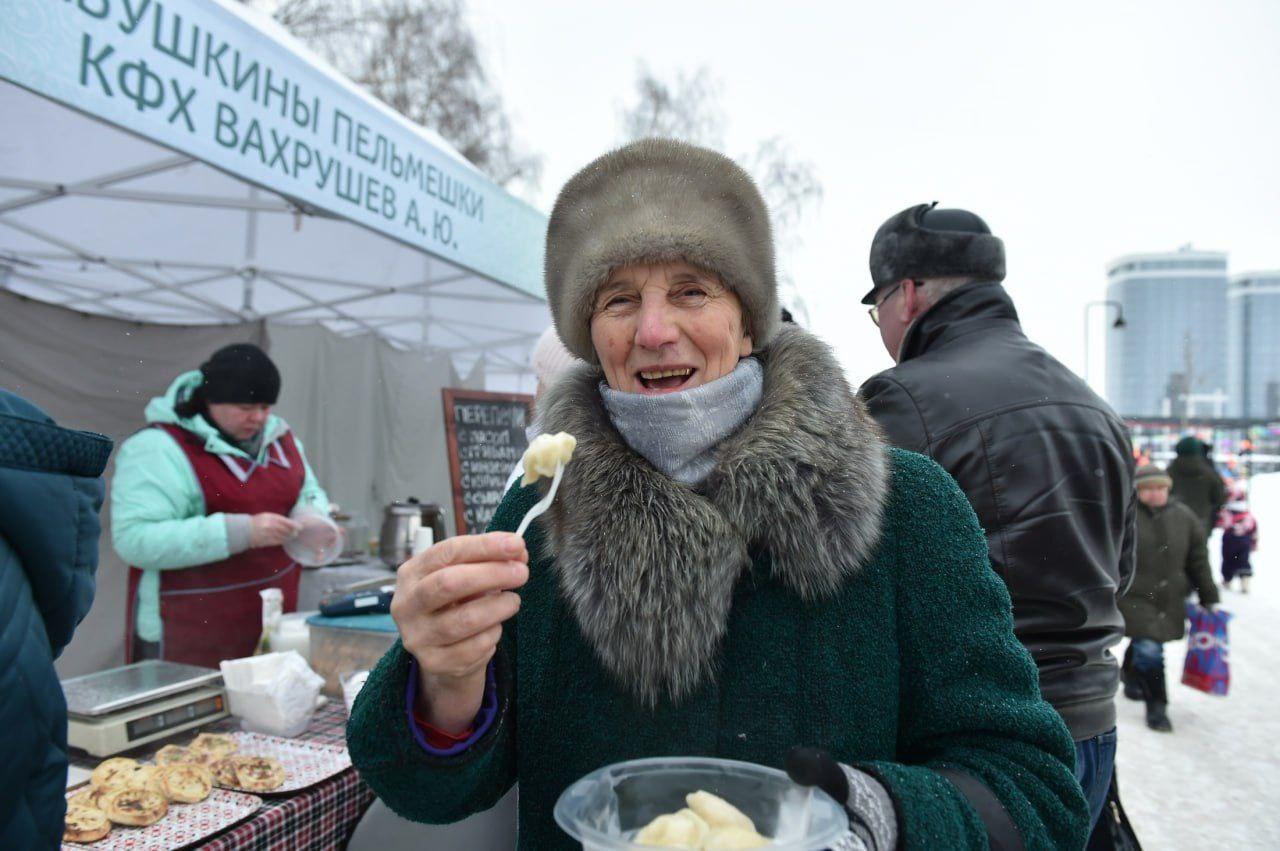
top-left (249, 513), bottom-right (301, 547)
top-left (391, 532), bottom-right (529, 733)
top-left (786, 748), bottom-right (898, 851)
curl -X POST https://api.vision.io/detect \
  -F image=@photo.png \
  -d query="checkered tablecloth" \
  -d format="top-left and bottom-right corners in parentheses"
top-left (194, 702), bottom-right (375, 850)
top-left (68, 700), bottom-right (376, 850)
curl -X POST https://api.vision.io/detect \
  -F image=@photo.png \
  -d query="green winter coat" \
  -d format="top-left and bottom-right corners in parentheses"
top-left (347, 330), bottom-right (1087, 851)
top-left (111, 371), bottom-right (329, 642)
top-left (1121, 499), bottom-right (1220, 642)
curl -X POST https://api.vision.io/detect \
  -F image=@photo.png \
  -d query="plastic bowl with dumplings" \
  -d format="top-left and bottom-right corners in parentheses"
top-left (554, 756), bottom-right (849, 850)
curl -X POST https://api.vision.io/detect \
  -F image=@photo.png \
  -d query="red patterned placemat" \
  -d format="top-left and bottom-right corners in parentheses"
top-left (212, 731), bottom-right (352, 795)
top-left (62, 788), bottom-right (262, 850)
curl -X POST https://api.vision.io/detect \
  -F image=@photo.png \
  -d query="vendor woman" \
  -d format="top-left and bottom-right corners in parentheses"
top-left (348, 141), bottom-right (1088, 849)
top-left (112, 344), bottom-right (330, 668)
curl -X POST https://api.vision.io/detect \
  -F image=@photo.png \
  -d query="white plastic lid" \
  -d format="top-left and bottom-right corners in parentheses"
top-left (285, 508), bottom-right (344, 567)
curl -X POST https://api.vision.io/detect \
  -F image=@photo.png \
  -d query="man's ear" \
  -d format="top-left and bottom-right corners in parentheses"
top-left (898, 280), bottom-right (921, 323)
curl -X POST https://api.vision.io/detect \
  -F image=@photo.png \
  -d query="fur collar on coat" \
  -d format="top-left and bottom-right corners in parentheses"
top-left (536, 326), bottom-right (890, 706)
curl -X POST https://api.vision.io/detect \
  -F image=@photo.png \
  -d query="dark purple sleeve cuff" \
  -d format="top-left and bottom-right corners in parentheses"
top-left (404, 656), bottom-right (498, 756)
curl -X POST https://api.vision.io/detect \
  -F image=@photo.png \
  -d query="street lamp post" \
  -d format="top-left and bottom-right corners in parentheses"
top-left (1083, 300), bottom-right (1126, 390)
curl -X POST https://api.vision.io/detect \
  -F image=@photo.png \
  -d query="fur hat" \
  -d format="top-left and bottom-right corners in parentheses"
top-left (862, 202), bottom-right (1006, 304)
top-left (531, 325), bottom-right (580, 389)
top-left (545, 138), bottom-right (778, 363)
top-left (1135, 463), bottom-right (1173, 489)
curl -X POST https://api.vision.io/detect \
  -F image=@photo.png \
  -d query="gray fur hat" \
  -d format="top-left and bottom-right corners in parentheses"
top-left (862, 202), bottom-right (1006, 304)
top-left (545, 138), bottom-right (779, 363)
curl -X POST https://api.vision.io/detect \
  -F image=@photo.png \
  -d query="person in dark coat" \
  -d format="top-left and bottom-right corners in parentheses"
top-left (1119, 464), bottom-right (1219, 732)
top-left (1168, 436), bottom-right (1226, 536)
top-left (0, 390), bottom-right (113, 848)
top-left (858, 202), bottom-right (1135, 832)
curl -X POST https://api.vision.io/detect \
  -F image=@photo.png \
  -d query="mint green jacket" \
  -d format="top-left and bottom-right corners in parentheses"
top-left (111, 371), bottom-right (329, 642)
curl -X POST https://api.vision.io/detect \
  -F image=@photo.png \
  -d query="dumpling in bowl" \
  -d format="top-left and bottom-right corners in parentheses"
top-left (686, 791), bottom-right (756, 832)
top-left (633, 791), bottom-right (773, 848)
top-left (635, 807), bottom-right (710, 848)
top-left (704, 825), bottom-right (772, 849)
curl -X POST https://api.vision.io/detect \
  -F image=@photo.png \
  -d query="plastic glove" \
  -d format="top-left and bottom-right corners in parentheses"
top-left (786, 748), bottom-right (896, 851)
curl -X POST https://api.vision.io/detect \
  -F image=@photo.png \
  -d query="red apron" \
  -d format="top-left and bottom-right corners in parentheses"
top-left (125, 423), bottom-right (306, 668)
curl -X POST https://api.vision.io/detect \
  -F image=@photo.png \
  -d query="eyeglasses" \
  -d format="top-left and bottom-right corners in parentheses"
top-left (868, 281), bottom-right (907, 327)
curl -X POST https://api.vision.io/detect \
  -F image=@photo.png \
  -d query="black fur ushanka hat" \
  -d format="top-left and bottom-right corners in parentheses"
top-left (862, 202), bottom-right (1006, 304)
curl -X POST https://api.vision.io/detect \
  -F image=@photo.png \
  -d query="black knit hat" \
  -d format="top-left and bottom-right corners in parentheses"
top-left (1175, 436), bottom-right (1207, 457)
top-left (200, 343), bottom-right (280, 404)
top-left (862, 202), bottom-right (1006, 304)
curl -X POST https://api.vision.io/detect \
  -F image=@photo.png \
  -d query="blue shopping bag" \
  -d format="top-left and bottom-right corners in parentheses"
top-left (1182, 604), bottom-right (1230, 696)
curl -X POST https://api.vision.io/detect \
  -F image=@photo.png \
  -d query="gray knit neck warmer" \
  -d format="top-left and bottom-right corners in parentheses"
top-left (599, 358), bottom-right (764, 485)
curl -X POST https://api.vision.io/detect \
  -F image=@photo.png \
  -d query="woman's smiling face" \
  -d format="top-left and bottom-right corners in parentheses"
top-left (589, 261), bottom-right (753, 395)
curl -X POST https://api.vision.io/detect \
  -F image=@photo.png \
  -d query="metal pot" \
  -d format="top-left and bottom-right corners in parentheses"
top-left (330, 511), bottom-right (370, 560)
top-left (379, 498), bottom-right (447, 566)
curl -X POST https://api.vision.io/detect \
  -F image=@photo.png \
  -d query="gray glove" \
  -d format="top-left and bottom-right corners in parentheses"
top-left (786, 747), bottom-right (898, 851)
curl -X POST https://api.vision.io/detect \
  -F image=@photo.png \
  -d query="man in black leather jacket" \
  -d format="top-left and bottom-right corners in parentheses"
top-left (858, 203), bottom-right (1136, 833)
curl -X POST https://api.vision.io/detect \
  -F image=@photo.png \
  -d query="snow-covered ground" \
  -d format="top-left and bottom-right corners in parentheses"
top-left (1115, 472), bottom-right (1280, 849)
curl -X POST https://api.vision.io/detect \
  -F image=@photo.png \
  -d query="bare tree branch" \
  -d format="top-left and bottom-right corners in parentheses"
top-left (254, 0), bottom-right (541, 192)
top-left (619, 65), bottom-right (725, 149)
top-left (619, 65), bottom-right (822, 324)
top-left (744, 136), bottom-right (823, 241)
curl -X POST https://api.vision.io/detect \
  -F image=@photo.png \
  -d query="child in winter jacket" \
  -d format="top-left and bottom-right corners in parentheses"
top-left (1221, 500), bottom-right (1258, 593)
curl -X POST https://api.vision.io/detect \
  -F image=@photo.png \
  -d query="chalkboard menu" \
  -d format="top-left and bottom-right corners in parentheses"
top-left (442, 389), bottom-right (534, 535)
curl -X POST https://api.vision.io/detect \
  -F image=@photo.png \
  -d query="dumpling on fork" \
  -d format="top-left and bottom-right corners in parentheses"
top-left (521, 432), bottom-right (577, 487)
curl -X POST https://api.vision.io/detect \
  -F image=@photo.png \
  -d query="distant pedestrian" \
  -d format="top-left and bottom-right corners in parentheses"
top-left (1119, 464), bottom-right (1220, 733)
top-left (1168, 436), bottom-right (1226, 536)
top-left (1221, 500), bottom-right (1258, 593)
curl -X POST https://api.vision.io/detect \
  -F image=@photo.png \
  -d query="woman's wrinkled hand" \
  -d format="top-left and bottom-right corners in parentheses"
top-left (249, 512), bottom-right (301, 548)
top-left (391, 532), bottom-right (528, 732)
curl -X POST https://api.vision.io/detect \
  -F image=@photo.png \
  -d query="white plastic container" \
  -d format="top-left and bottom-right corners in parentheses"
top-left (285, 507), bottom-right (344, 567)
top-left (553, 756), bottom-right (849, 850)
top-left (220, 651), bottom-right (324, 738)
top-left (340, 670), bottom-right (370, 715)
top-left (269, 611), bottom-right (315, 662)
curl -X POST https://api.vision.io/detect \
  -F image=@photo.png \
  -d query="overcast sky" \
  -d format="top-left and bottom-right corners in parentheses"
top-left (465, 0), bottom-right (1280, 391)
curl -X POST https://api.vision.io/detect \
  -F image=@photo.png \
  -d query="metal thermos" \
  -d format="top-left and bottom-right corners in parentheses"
top-left (378, 498), bottom-right (447, 566)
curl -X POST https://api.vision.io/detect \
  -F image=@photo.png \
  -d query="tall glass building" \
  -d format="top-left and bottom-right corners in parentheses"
top-left (1228, 272), bottom-right (1280, 419)
top-left (1105, 249), bottom-right (1229, 417)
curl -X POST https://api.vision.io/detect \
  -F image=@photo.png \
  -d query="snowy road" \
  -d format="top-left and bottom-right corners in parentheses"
top-left (1115, 472), bottom-right (1280, 849)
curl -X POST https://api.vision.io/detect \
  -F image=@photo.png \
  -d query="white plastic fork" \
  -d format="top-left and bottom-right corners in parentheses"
top-left (515, 460), bottom-right (565, 538)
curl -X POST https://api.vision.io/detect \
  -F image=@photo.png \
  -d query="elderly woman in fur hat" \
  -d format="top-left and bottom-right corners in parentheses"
top-left (348, 140), bottom-right (1088, 850)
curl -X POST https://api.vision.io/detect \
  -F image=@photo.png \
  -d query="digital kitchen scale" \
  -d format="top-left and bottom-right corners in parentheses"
top-left (63, 661), bottom-right (229, 757)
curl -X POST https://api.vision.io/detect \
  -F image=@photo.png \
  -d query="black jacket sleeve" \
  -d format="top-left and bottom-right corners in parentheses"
top-left (1209, 469), bottom-right (1227, 520)
top-left (858, 375), bottom-right (930, 454)
top-left (1117, 457), bottom-right (1137, 597)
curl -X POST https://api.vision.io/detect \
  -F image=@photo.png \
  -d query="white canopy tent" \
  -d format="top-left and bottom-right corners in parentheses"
top-left (0, 0), bottom-right (550, 387)
top-left (0, 0), bottom-right (554, 691)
